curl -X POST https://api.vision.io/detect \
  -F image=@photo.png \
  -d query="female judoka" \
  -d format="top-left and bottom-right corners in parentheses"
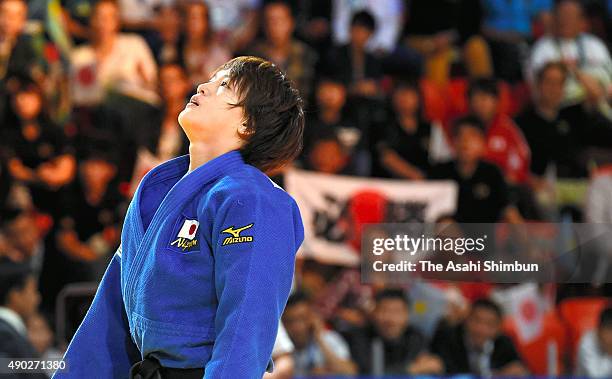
top-left (54, 56), bottom-right (305, 379)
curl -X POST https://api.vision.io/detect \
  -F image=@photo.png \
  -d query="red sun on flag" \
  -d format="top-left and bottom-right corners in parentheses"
top-left (178, 220), bottom-right (200, 240)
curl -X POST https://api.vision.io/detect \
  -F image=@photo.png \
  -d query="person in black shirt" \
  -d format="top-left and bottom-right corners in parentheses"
top-left (377, 80), bottom-right (437, 179)
top-left (323, 11), bottom-right (383, 98)
top-left (302, 76), bottom-right (370, 176)
top-left (2, 76), bottom-right (76, 216)
top-left (346, 289), bottom-right (443, 376)
top-left (431, 298), bottom-right (527, 376)
top-left (516, 62), bottom-right (584, 178)
top-left (429, 116), bottom-right (519, 223)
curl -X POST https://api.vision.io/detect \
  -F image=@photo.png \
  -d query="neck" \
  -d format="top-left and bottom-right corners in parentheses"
top-left (458, 159), bottom-right (478, 177)
top-left (536, 102), bottom-right (558, 120)
top-left (188, 142), bottom-right (235, 173)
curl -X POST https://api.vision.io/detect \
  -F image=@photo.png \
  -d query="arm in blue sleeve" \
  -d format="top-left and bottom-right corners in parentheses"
top-left (53, 247), bottom-right (140, 379)
top-left (204, 192), bottom-right (303, 379)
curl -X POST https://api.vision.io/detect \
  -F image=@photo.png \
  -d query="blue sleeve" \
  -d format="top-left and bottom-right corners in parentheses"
top-left (203, 191), bottom-right (303, 379)
top-left (53, 248), bottom-right (140, 379)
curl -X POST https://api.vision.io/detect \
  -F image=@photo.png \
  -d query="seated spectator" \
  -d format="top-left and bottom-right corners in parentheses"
top-left (468, 78), bottom-right (531, 185)
top-left (0, 0), bottom-right (37, 121)
top-left (60, 0), bottom-right (98, 43)
top-left (155, 63), bottom-right (190, 161)
top-left (282, 291), bottom-right (357, 376)
top-left (70, 0), bottom-right (158, 106)
top-left (0, 0), bottom-right (35, 81)
top-left (403, 0), bottom-right (493, 85)
top-left (246, 1), bottom-right (317, 103)
top-left (482, 0), bottom-right (552, 82)
top-left (346, 288), bottom-right (444, 376)
top-left (576, 306), bottom-right (612, 377)
top-left (302, 76), bottom-right (370, 176)
top-left (206, 0), bottom-right (260, 52)
top-left (376, 80), bottom-right (451, 179)
top-left (147, 5), bottom-right (182, 65)
top-left (180, 1), bottom-right (230, 88)
top-left (0, 258), bottom-right (45, 375)
top-left (26, 313), bottom-right (63, 377)
top-left (325, 11), bottom-right (382, 98)
top-left (331, 0), bottom-right (403, 53)
top-left (0, 207), bottom-right (44, 273)
top-left (431, 298), bottom-right (528, 376)
top-left (528, 0), bottom-right (612, 110)
top-left (3, 76), bottom-right (76, 216)
top-left (516, 62), bottom-right (580, 179)
top-left (429, 116), bottom-right (520, 223)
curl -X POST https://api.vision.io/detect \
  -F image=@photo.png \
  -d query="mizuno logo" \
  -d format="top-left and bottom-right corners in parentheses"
top-left (221, 223), bottom-right (254, 246)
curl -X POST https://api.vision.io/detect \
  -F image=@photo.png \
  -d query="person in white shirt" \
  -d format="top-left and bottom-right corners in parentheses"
top-left (576, 307), bottom-right (612, 378)
top-left (70, 0), bottom-right (159, 106)
top-left (528, 0), bottom-right (612, 109)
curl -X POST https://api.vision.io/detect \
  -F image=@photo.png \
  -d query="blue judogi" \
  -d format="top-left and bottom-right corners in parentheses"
top-left (54, 150), bottom-right (304, 378)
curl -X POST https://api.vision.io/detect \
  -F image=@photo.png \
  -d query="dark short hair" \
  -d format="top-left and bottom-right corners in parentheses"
top-left (599, 306), bottom-right (612, 329)
top-left (0, 258), bottom-right (32, 306)
top-left (351, 10), bottom-right (376, 31)
top-left (471, 298), bottom-right (503, 319)
top-left (536, 61), bottom-right (568, 83)
top-left (286, 290), bottom-right (310, 308)
top-left (375, 288), bottom-right (410, 307)
top-left (468, 77), bottom-right (499, 99)
top-left (452, 115), bottom-right (486, 137)
top-left (220, 56), bottom-right (304, 173)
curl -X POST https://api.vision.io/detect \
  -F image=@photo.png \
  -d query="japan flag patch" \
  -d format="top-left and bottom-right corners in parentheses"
top-left (177, 220), bottom-right (199, 240)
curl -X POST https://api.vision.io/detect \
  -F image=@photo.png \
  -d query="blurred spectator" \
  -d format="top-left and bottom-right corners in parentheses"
top-left (431, 298), bottom-right (527, 376)
top-left (0, 0), bottom-right (37, 121)
top-left (246, 1), bottom-right (317, 103)
top-left (2, 75), bottom-right (76, 216)
top-left (0, 208), bottom-right (44, 274)
top-left (516, 62), bottom-right (579, 179)
top-left (324, 11), bottom-right (382, 98)
top-left (206, 0), bottom-right (260, 51)
top-left (154, 63), bottom-right (190, 161)
top-left (302, 76), bottom-right (370, 176)
top-left (332, 0), bottom-right (403, 53)
top-left (429, 116), bottom-right (519, 223)
top-left (403, 0), bottom-right (493, 85)
top-left (482, 0), bottom-right (552, 82)
top-left (468, 77), bottom-right (531, 185)
top-left (118, 0), bottom-right (168, 32)
top-left (60, 0), bottom-right (98, 43)
top-left (148, 4), bottom-right (181, 65)
top-left (528, 0), bottom-right (612, 111)
top-left (0, 258), bottom-right (45, 377)
top-left (575, 306), bottom-right (612, 377)
top-left (0, 0), bottom-right (35, 80)
top-left (346, 288), bottom-right (443, 375)
top-left (54, 141), bottom-right (122, 264)
top-left (70, 0), bottom-right (159, 106)
top-left (180, 1), bottom-right (230, 87)
top-left (282, 291), bottom-right (357, 376)
top-left (26, 313), bottom-right (63, 376)
top-left (375, 80), bottom-right (451, 179)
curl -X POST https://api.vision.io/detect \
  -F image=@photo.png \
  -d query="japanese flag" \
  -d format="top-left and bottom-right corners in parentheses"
top-left (178, 220), bottom-right (199, 240)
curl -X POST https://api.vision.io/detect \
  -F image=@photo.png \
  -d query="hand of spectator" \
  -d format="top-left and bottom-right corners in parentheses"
top-left (57, 229), bottom-right (97, 261)
top-left (8, 158), bottom-right (36, 182)
top-left (407, 353), bottom-right (444, 375)
top-left (36, 155), bottom-right (76, 188)
top-left (352, 80), bottom-right (379, 97)
top-left (433, 32), bottom-right (454, 53)
top-left (337, 307), bottom-right (367, 327)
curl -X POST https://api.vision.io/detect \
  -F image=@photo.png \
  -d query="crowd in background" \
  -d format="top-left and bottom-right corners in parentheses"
top-left (1, 0), bottom-right (612, 377)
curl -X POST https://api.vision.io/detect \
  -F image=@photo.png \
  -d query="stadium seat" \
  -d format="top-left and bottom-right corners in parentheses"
top-left (503, 311), bottom-right (568, 375)
top-left (558, 297), bottom-right (609, 365)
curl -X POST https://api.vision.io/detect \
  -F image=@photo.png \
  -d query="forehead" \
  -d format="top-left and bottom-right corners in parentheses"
top-left (211, 69), bottom-right (230, 81)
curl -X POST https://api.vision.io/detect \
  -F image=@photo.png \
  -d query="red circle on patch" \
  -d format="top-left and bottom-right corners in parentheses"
top-left (189, 224), bottom-right (197, 235)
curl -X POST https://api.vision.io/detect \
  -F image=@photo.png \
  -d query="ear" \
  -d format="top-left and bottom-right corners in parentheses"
top-left (237, 121), bottom-right (252, 137)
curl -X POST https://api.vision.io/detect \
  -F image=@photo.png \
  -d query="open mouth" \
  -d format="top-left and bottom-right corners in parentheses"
top-left (189, 96), bottom-right (199, 106)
